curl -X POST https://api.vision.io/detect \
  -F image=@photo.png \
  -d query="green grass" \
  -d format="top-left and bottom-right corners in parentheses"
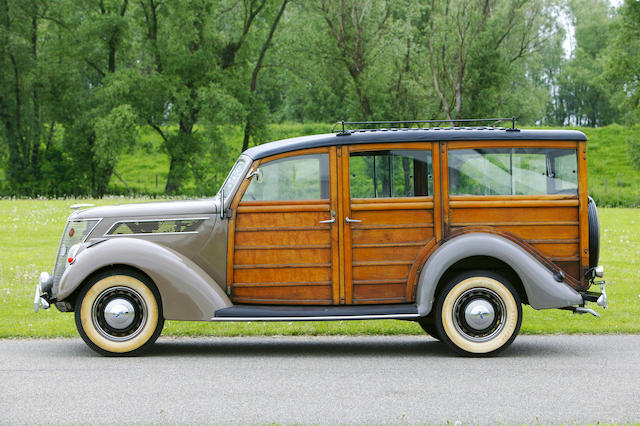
top-left (0, 199), bottom-right (638, 338)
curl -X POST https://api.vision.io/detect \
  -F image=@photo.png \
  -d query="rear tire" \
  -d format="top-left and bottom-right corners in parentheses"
top-left (75, 270), bottom-right (164, 356)
top-left (434, 271), bottom-right (522, 356)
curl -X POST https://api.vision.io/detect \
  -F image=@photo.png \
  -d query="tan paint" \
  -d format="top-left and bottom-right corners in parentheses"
top-left (58, 238), bottom-right (232, 320)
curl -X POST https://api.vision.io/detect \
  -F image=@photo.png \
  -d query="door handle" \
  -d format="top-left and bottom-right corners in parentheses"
top-left (319, 218), bottom-right (335, 224)
top-left (345, 217), bottom-right (362, 223)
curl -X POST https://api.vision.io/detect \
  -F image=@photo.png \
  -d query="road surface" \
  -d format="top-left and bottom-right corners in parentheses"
top-left (1, 335), bottom-right (639, 424)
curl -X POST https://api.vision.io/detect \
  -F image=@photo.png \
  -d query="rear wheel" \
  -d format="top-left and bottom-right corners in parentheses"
top-left (434, 271), bottom-right (522, 356)
top-left (75, 270), bottom-right (164, 356)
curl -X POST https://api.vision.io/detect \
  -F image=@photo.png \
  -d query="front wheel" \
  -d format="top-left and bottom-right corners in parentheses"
top-left (434, 271), bottom-right (522, 356)
top-left (75, 270), bottom-right (164, 356)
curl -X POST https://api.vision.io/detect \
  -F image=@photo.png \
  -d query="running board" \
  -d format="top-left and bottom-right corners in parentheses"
top-left (212, 304), bottom-right (420, 322)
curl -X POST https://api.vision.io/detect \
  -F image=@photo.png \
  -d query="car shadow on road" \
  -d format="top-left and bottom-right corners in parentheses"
top-left (134, 336), bottom-right (576, 359)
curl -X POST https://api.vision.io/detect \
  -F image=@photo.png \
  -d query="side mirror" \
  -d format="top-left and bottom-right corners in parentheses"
top-left (246, 167), bottom-right (261, 182)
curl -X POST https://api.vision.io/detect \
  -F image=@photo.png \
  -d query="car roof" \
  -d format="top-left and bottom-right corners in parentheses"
top-left (243, 127), bottom-right (587, 160)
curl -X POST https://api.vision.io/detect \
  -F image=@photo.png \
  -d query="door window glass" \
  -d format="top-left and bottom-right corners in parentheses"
top-left (350, 150), bottom-right (432, 198)
top-left (243, 153), bottom-right (330, 201)
top-left (448, 148), bottom-right (578, 195)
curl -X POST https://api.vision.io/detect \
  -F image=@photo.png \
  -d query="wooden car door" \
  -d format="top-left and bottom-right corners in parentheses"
top-left (340, 143), bottom-right (440, 304)
top-left (227, 147), bottom-right (341, 304)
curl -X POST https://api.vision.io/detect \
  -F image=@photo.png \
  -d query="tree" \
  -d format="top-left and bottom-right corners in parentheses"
top-left (607, 0), bottom-right (640, 123)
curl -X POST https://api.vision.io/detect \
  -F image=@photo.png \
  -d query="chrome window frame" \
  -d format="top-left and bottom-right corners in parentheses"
top-left (104, 217), bottom-right (209, 236)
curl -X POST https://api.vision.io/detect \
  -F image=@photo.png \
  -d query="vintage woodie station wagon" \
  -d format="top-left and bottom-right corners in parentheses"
top-left (34, 118), bottom-right (607, 356)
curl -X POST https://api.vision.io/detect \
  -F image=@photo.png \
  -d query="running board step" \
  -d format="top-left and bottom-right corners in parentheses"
top-left (212, 304), bottom-right (419, 322)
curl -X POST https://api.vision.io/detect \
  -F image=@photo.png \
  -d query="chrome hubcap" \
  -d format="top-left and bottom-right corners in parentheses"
top-left (92, 286), bottom-right (147, 341)
top-left (453, 287), bottom-right (506, 342)
top-left (464, 299), bottom-right (495, 331)
top-left (104, 298), bottom-right (136, 330)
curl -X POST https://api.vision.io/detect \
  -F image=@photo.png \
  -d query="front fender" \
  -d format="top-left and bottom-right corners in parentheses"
top-left (57, 238), bottom-right (232, 320)
top-left (415, 233), bottom-right (583, 316)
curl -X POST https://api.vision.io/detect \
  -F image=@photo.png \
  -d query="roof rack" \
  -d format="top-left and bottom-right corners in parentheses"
top-left (331, 117), bottom-right (517, 135)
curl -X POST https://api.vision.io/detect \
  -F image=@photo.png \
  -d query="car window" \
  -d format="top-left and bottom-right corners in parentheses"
top-left (448, 148), bottom-right (578, 196)
top-left (243, 153), bottom-right (330, 201)
top-left (350, 150), bottom-right (433, 198)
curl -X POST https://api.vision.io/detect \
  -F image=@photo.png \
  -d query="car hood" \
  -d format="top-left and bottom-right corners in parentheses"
top-left (71, 198), bottom-right (219, 220)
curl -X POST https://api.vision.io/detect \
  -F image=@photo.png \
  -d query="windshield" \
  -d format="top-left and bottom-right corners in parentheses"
top-left (218, 155), bottom-right (251, 198)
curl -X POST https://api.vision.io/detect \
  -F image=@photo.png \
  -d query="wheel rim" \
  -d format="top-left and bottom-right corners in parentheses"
top-left (92, 286), bottom-right (148, 342)
top-left (452, 288), bottom-right (506, 342)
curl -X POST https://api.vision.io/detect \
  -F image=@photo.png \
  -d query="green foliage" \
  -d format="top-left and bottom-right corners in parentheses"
top-left (0, 200), bottom-right (637, 337)
top-left (1, 0), bottom-right (639, 198)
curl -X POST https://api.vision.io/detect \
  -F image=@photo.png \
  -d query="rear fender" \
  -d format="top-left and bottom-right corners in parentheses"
top-left (415, 233), bottom-right (583, 316)
top-left (57, 238), bottom-right (232, 320)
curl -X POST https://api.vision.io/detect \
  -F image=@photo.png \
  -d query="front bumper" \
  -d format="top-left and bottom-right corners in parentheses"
top-left (33, 272), bottom-right (53, 312)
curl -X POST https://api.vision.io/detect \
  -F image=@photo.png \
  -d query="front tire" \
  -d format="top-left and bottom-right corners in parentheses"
top-left (434, 271), bottom-right (522, 356)
top-left (75, 270), bottom-right (164, 356)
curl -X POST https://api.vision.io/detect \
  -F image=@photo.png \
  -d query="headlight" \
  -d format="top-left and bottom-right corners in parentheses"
top-left (52, 219), bottom-right (100, 296)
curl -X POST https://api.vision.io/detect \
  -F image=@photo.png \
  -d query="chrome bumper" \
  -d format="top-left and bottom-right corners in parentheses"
top-left (33, 272), bottom-right (53, 312)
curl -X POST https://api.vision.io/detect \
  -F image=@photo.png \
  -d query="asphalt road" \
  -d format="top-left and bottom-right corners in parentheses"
top-left (1, 335), bottom-right (639, 424)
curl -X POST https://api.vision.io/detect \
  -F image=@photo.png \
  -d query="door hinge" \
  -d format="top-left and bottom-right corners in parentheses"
top-left (226, 285), bottom-right (231, 296)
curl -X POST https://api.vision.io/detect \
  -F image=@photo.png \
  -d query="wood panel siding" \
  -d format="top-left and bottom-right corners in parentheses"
top-left (448, 197), bottom-right (582, 282)
top-left (231, 201), bottom-right (336, 304)
top-left (347, 197), bottom-right (435, 304)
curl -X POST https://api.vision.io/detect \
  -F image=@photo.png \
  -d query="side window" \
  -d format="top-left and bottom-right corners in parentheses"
top-left (350, 150), bottom-right (432, 198)
top-left (243, 153), bottom-right (330, 201)
top-left (448, 148), bottom-right (578, 196)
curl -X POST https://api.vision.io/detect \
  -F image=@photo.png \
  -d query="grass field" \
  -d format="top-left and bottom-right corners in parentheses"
top-left (0, 199), bottom-right (638, 338)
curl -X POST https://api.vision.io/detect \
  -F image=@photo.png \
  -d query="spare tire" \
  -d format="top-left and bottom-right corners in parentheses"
top-left (588, 196), bottom-right (600, 268)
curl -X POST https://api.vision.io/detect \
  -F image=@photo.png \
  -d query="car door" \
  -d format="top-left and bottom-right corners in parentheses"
top-left (340, 143), bottom-right (441, 304)
top-left (227, 147), bottom-right (341, 304)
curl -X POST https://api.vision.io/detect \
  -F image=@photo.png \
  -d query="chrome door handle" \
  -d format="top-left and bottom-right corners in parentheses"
top-left (345, 217), bottom-right (361, 223)
top-left (319, 218), bottom-right (335, 224)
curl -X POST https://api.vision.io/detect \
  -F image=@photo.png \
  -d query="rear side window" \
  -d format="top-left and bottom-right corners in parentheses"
top-left (448, 148), bottom-right (578, 196)
top-left (350, 150), bottom-right (433, 198)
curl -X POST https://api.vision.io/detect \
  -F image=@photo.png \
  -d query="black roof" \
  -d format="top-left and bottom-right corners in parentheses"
top-left (243, 127), bottom-right (587, 160)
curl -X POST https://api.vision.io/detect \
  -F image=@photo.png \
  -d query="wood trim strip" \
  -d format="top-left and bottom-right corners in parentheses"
top-left (352, 241), bottom-right (426, 248)
top-left (232, 298), bottom-right (333, 304)
top-left (525, 239), bottom-right (579, 244)
top-left (550, 256), bottom-right (581, 262)
top-left (350, 202), bottom-right (434, 211)
top-left (233, 281), bottom-right (331, 288)
top-left (406, 238), bottom-right (439, 301)
top-left (352, 223), bottom-right (434, 230)
top-left (352, 196), bottom-right (433, 204)
top-left (352, 297), bottom-right (406, 302)
top-left (578, 140), bottom-right (589, 286)
top-left (352, 279), bottom-right (407, 285)
top-left (451, 221), bottom-right (579, 227)
top-left (237, 204), bottom-right (330, 213)
top-left (239, 199), bottom-right (328, 206)
top-left (235, 244), bottom-right (331, 250)
top-left (352, 260), bottom-right (414, 266)
top-left (234, 263), bottom-right (331, 269)
top-left (235, 225), bottom-right (331, 232)
top-left (450, 200), bottom-right (579, 208)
